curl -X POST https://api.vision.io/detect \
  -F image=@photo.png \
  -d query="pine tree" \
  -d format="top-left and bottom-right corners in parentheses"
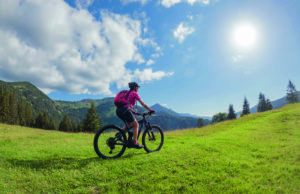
top-left (71, 122), bottom-right (78, 132)
top-left (197, 118), bottom-right (204, 128)
top-left (18, 98), bottom-right (26, 126)
top-left (83, 102), bottom-right (100, 132)
top-left (227, 104), bottom-right (236, 120)
top-left (48, 117), bottom-right (57, 130)
top-left (77, 121), bottom-right (84, 132)
top-left (35, 113), bottom-right (44, 129)
top-left (257, 93), bottom-right (273, 112)
top-left (257, 93), bottom-right (266, 112)
top-left (8, 91), bottom-right (19, 124)
top-left (42, 112), bottom-right (49, 129)
top-left (2, 91), bottom-right (10, 123)
top-left (241, 97), bottom-right (250, 117)
top-left (25, 103), bottom-right (34, 127)
top-left (266, 99), bottom-right (273, 111)
top-left (0, 87), bottom-right (5, 122)
top-left (59, 115), bottom-right (72, 132)
top-left (286, 80), bottom-right (299, 103)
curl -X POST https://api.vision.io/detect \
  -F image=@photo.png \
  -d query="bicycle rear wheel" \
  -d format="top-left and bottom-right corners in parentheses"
top-left (93, 125), bottom-right (127, 159)
top-left (142, 125), bottom-right (164, 153)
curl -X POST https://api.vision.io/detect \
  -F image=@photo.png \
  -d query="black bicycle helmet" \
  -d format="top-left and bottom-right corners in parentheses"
top-left (128, 82), bottom-right (140, 90)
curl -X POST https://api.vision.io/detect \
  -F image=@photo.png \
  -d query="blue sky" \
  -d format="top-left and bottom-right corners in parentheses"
top-left (0, 0), bottom-right (299, 116)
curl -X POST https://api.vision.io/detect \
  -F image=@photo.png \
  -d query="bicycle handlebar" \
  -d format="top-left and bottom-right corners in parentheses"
top-left (134, 111), bottom-right (155, 117)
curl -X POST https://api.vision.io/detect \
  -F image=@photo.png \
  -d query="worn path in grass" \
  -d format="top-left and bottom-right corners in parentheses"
top-left (1, 104), bottom-right (300, 193)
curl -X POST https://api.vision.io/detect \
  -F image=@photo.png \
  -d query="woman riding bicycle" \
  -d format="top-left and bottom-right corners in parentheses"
top-left (115, 82), bottom-right (155, 149)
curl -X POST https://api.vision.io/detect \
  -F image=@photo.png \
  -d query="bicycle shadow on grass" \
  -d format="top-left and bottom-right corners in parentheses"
top-left (7, 152), bottom-right (147, 170)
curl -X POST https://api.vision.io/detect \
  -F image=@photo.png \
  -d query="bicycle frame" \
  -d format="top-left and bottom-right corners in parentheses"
top-left (93, 111), bottom-right (163, 159)
top-left (124, 113), bottom-right (152, 140)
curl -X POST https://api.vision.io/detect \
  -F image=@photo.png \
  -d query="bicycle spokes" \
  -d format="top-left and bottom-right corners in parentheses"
top-left (94, 126), bottom-right (127, 159)
top-left (142, 126), bottom-right (164, 153)
top-left (146, 130), bottom-right (155, 141)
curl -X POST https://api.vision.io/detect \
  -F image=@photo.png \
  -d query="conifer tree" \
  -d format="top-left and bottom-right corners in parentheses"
top-left (0, 89), bottom-right (10, 123)
top-left (71, 122), bottom-right (78, 132)
top-left (266, 99), bottom-right (273, 111)
top-left (77, 121), bottom-right (84, 132)
top-left (227, 104), bottom-right (236, 120)
top-left (0, 87), bottom-right (5, 122)
top-left (286, 80), bottom-right (299, 103)
top-left (59, 115), bottom-right (72, 132)
top-left (25, 103), bottom-right (34, 127)
top-left (257, 93), bottom-right (273, 112)
top-left (42, 112), bottom-right (49, 129)
top-left (83, 102), bottom-right (100, 132)
top-left (197, 118), bottom-right (204, 128)
top-left (18, 99), bottom-right (26, 126)
top-left (35, 113), bottom-right (44, 129)
top-left (3, 91), bottom-right (10, 123)
top-left (8, 91), bottom-right (19, 124)
top-left (48, 117), bottom-right (57, 130)
top-left (241, 97), bottom-right (250, 117)
top-left (257, 93), bottom-right (267, 112)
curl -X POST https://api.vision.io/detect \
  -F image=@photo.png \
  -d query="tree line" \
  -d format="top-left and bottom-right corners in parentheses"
top-left (0, 87), bottom-right (35, 127)
top-left (198, 80), bottom-right (299, 126)
top-left (0, 86), bottom-right (102, 132)
top-left (58, 102), bottom-right (102, 132)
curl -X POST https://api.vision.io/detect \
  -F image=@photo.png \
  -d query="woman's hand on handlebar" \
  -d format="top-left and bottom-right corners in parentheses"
top-left (149, 109), bottom-right (156, 115)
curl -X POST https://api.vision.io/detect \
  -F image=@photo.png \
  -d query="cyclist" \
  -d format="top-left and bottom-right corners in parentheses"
top-left (115, 82), bottom-right (155, 149)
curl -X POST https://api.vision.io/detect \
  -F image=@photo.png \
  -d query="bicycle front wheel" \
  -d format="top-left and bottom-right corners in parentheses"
top-left (142, 125), bottom-right (164, 153)
top-left (93, 125), bottom-right (127, 159)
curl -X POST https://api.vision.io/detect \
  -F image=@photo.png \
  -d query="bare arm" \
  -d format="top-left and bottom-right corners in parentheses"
top-left (138, 99), bottom-right (152, 111)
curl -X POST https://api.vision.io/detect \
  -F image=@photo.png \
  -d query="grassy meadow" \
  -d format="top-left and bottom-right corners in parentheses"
top-left (1, 104), bottom-right (300, 193)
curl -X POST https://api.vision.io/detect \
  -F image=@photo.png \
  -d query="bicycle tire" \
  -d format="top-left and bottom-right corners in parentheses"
top-left (93, 125), bottom-right (127, 159)
top-left (142, 125), bottom-right (164, 153)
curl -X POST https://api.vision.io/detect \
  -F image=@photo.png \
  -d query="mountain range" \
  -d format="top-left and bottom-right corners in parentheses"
top-left (0, 80), bottom-right (210, 130)
top-left (1, 80), bottom-right (298, 129)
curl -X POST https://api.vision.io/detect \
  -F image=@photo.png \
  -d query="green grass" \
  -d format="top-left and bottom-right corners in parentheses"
top-left (1, 104), bottom-right (300, 193)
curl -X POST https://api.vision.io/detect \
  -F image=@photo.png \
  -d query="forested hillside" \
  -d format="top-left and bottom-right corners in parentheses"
top-left (0, 80), bottom-right (203, 130)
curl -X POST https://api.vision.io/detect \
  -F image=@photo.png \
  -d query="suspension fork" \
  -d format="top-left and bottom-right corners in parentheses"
top-left (145, 121), bottom-right (156, 141)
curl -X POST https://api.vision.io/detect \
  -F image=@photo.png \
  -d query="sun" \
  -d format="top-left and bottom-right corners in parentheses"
top-left (232, 23), bottom-right (258, 49)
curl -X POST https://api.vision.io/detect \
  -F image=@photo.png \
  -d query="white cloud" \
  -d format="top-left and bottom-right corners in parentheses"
top-left (76, 0), bottom-right (94, 9)
top-left (146, 59), bottom-right (155, 66)
top-left (161, 0), bottom-right (209, 8)
top-left (173, 23), bottom-right (195, 43)
top-left (0, 0), bottom-right (172, 95)
top-left (133, 68), bottom-right (174, 83)
top-left (121, 0), bottom-right (150, 5)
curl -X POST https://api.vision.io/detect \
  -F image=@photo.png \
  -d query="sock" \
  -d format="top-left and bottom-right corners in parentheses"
top-left (133, 140), bottom-right (137, 145)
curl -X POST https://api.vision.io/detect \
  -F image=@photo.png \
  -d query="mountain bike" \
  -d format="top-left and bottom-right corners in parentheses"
top-left (93, 111), bottom-right (164, 159)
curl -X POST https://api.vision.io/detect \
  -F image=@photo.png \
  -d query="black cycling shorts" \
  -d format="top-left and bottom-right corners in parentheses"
top-left (116, 107), bottom-right (135, 124)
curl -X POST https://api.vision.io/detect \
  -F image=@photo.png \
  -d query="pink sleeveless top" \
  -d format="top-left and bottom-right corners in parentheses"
top-left (124, 91), bottom-right (141, 109)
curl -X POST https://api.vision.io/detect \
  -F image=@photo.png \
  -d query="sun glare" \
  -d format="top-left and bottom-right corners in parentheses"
top-left (232, 23), bottom-right (258, 49)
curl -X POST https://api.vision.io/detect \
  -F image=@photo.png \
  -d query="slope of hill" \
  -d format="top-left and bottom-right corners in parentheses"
top-left (237, 91), bottom-right (300, 116)
top-left (250, 91), bottom-right (300, 113)
top-left (0, 80), bottom-right (61, 120)
top-left (0, 80), bottom-right (201, 129)
top-left (1, 103), bottom-right (299, 193)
